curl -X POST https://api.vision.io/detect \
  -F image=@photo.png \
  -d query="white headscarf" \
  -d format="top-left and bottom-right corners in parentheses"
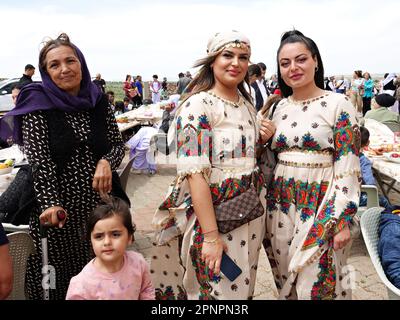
top-left (206, 30), bottom-right (251, 55)
top-left (383, 73), bottom-right (397, 87)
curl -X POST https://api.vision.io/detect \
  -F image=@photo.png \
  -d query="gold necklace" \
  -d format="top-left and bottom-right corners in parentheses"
top-left (207, 90), bottom-right (241, 108)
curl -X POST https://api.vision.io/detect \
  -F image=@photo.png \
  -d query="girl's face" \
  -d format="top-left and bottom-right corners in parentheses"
top-left (91, 215), bottom-right (132, 269)
top-left (278, 42), bottom-right (317, 91)
top-left (45, 45), bottom-right (82, 96)
top-left (212, 46), bottom-right (250, 89)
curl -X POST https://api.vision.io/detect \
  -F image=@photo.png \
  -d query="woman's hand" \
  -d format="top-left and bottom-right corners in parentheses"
top-left (202, 231), bottom-right (227, 275)
top-left (333, 225), bottom-right (351, 251)
top-left (260, 119), bottom-right (276, 144)
top-left (39, 206), bottom-right (67, 228)
top-left (93, 159), bottom-right (112, 199)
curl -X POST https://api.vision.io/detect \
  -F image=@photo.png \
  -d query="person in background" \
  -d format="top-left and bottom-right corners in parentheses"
top-left (350, 70), bottom-right (364, 115)
top-left (359, 126), bottom-right (392, 211)
top-left (161, 77), bottom-right (169, 100)
top-left (0, 224), bottom-right (13, 300)
top-left (176, 72), bottom-right (191, 95)
top-left (123, 75), bottom-right (138, 104)
top-left (93, 73), bottom-right (106, 93)
top-left (265, 29), bottom-right (360, 300)
top-left (335, 75), bottom-right (347, 94)
top-left (381, 73), bottom-right (397, 97)
top-left (248, 64), bottom-right (264, 111)
top-left (362, 72), bottom-right (374, 115)
top-left (268, 74), bottom-right (279, 95)
top-left (378, 205), bottom-right (400, 290)
top-left (364, 93), bottom-right (400, 132)
top-left (134, 75), bottom-right (143, 107)
top-left (0, 33), bottom-right (126, 299)
top-left (149, 75), bottom-right (161, 103)
top-left (66, 197), bottom-right (155, 300)
top-left (106, 90), bottom-right (115, 110)
top-left (18, 64), bottom-right (35, 88)
top-left (123, 96), bottom-right (132, 112)
top-left (185, 71), bottom-right (192, 80)
top-left (257, 62), bottom-right (270, 102)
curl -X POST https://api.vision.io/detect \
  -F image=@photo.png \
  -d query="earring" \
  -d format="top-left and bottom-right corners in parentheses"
top-left (315, 66), bottom-right (319, 72)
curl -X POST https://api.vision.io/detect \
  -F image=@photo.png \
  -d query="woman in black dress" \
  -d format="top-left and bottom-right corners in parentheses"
top-left (0, 33), bottom-right (125, 299)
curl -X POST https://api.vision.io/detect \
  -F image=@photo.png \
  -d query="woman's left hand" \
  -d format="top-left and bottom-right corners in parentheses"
top-left (260, 119), bottom-right (276, 144)
top-left (333, 225), bottom-right (351, 251)
top-left (93, 159), bottom-right (112, 198)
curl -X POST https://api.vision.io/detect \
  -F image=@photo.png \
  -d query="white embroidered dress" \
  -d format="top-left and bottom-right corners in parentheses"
top-left (151, 91), bottom-right (266, 300)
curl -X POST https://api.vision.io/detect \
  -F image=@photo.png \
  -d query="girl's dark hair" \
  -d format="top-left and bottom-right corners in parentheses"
top-left (184, 51), bottom-right (253, 104)
top-left (39, 33), bottom-right (78, 73)
top-left (276, 30), bottom-right (324, 98)
top-left (354, 70), bottom-right (362, 78)
top-left (87, 197), bottom-right (135, 240)
top-left (125, 74), bottom-right (131, 81)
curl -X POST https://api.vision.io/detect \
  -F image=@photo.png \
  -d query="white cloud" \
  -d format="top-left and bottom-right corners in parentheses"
top-left (0, 0), bottom-right (399, 81)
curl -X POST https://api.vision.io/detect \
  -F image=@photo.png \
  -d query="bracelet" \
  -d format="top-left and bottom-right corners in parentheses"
top-left (202, 229), bottom-right (218, 235)
top-left (203, 237), bottom-right (219, 244)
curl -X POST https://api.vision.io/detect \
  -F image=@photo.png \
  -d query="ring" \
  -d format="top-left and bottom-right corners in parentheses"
top-left (44, 221), bottom-right (50, 226)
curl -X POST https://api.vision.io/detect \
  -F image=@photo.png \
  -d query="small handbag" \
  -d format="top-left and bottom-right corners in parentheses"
top-left (213, 102), bottom-right (264, 234)
top-left (214, 172), bottom-right (264, 234)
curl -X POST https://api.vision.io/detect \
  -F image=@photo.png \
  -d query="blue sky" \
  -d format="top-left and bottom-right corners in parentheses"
top-left (0, 0), bottom-right (399, 81)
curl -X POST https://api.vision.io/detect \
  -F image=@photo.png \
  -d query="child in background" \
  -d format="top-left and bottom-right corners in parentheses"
top-left (359, 126), bottom-right (392, 211)
top-left (379, 206), bottom-right (400, 289)
top-left (66, 197), bottom-right (155, 300)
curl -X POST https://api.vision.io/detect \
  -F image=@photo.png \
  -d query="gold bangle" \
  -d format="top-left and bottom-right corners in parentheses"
top-left (203, 237), bottom-right (219, 244)
top-left (203, 229), bottom-right (218, 235)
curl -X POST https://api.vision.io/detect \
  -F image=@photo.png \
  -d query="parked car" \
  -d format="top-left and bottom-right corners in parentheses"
top-left (0, 78), bottom-right (20, 113)
top-left (0, 77), bottom-right (41, 114)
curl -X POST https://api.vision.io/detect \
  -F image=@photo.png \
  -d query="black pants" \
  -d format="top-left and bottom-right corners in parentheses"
top-left (362, 97), bottom-right (371, 115)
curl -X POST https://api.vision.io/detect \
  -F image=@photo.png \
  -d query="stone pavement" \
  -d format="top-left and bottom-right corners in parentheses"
top-left (125, 162), bottom-right (393, 300)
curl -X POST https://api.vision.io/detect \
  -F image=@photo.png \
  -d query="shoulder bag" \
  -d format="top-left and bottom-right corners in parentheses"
top-left (213, 101), bottom-right (264, 234)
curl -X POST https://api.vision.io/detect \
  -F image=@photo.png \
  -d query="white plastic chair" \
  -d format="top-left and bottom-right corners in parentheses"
top-left (357, 185), bottom-right (380, 217)
top-left (6, 231), bottom-right (35, 300)
top-left (360, 207), bottom-right (400, 299)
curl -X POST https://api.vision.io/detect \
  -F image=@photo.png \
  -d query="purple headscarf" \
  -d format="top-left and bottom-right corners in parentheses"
top-left (0, 42), bottom-right (102, 145)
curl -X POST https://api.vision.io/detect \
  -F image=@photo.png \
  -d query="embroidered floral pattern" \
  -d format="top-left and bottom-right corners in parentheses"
top-left (275, 133), bottom-right (289, 152)
top-left (302, 193), bottom-right (336, 250)
top-left (155, 285), bottom-right (188, 300)
top-left (311, 248), bottom-right (337, 300)
top-left (189, 222), bottom-right (221, 300)
top-left (267, 177), bottom-right (329, 222)
top-left (335, 201), bottom-right (357, 234)
top-left (176, 114), bottom-right (212, 158)
top-left (301, 132), bottom-right (321, 151)
top-left (333, 111), bottom-right (360, 161)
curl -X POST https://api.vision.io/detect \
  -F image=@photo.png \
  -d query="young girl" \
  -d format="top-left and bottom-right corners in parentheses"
top-left (66, 197), bottom-right (155, 300)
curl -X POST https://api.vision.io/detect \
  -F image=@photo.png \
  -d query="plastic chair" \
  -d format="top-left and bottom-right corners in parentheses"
top-left (117, 156), bottom-right (136, 192)
top-left (6, 231), bottom-right (35, 300)
top-left (360, 207), bottom-right (400, 299)
top-left (357, 185), bottom-right (380, 217)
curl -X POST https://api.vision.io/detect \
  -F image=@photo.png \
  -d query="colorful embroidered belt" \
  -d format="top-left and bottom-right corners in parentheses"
top-left (277, 150), bottom-right (333, 168)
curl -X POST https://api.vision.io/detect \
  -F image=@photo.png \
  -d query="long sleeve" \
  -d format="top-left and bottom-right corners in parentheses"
top-left (301, 97), bottom-right (361, 254)
top-left (330, 99), bottom-right (361, 234)
top-left (22, 111), bottom-right (62, 212)
top-left (139, 257), bottom-right (155, 300)
top-left (379, 219), bottom-right (400, 289)
top-left (101, 104), bottom-right (125, 171)
top-left (360, 154), bottom-right (376, 186)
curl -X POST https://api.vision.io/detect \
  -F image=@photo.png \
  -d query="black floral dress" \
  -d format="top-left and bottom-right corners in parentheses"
top-left (22, 104), bottom-right (124, 300)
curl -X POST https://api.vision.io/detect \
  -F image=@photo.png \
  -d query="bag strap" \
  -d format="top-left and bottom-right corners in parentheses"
top-left (268, 100), bottom-right (281, 120)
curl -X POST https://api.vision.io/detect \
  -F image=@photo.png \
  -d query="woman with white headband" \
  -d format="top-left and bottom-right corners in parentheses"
top-left (151, 30), bottom-right (276, 300)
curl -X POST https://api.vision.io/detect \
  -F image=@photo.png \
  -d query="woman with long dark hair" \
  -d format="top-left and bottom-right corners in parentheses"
top-left (264, 30), bottom-right (361, 300)
top-left (151, 30), bottom-right (275, 300)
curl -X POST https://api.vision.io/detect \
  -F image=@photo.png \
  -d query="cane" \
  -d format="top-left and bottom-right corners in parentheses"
top-left (40, 209), bottom-right (66, 300)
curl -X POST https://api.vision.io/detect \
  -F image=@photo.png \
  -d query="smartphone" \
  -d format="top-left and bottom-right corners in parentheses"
top-left (220, 252), bottom-right (242, 282)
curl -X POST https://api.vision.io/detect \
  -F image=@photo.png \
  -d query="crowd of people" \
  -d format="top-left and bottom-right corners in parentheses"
top-left (0, 27), bottom-right (399, 301)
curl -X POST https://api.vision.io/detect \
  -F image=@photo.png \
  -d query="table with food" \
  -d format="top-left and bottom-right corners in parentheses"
top-left (363, 119), bottom-right (400, 201)
top-left (115, 103), bottom-right (164, 132)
